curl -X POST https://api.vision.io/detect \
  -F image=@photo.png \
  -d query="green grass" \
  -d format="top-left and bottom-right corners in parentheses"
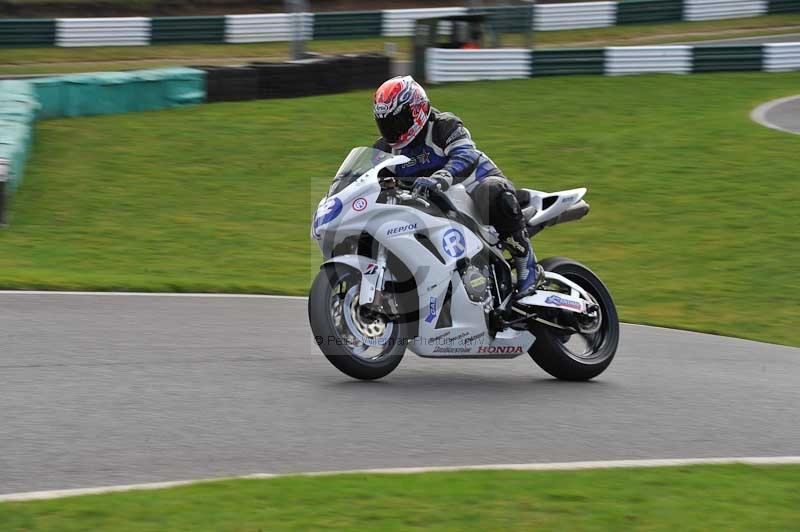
top-left (1, 72), bottom-right (799, 346)
top-left (1, 14), bottom-right (798, 75)
top-left (1, 465), bottom-right (799, 530)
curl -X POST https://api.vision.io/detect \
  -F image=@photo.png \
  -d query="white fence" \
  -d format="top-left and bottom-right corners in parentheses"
top-left (605, 46), bottom-right (692, 75)
top-left (225, 13), bottom-right (311, 43)
top-left (382, 7), bottom-right (468, 37)
top-left (683, 0), bottom-right (767, 21)
top-left (764, 43), bottom-right (800, 72)
top-left (426, 48), bottom-right (531, 84)
top-left (534, 2), bottom-right (617, 31)
top-left (56, 17), bottom-right (150, 47)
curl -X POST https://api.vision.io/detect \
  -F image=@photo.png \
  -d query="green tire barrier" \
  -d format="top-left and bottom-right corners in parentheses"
top-left (532, 49), bottom-right (606, 76)
top-left (151, 16), bottom-right (225, 44)
top-left (31, 67), bottom-right (205, 119)
top-left (0, 80), bottom-right (38, 224)
top-left (0, 68), bottom-right (205, 224)
top-left (0, 19), bottom-right (55, 47)
top-left (312, 11), bottom-right (382, 40)
top-left (767, 0), bottom-right (800, 13)
top-left (692, 45), bottom-right (763, 72)
top-left (617, 0), bottom-right (684, 24)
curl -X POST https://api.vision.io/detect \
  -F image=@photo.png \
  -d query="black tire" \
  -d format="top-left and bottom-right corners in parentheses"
top-left (529, 257), bottom-right (619, 381)
top-left (308, 263), bottom-right (406, 380)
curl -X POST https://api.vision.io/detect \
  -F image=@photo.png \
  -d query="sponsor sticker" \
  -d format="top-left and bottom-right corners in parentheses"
top-left (352, 197), bottom-right (368, 212)
top-left (478, 345), bottom-right (524, 354)
top-left (387, 223), bottom-right (417, 236)
top-left (424, 297), bottom-right (437, 324)
top-left (544, 294), bottom-right (584, 311)
top-left (442, 228), bottom-right (466, 258)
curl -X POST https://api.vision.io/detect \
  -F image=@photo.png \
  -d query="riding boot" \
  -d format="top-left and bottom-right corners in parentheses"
top-left (503, 228), bottom-right (541, 299)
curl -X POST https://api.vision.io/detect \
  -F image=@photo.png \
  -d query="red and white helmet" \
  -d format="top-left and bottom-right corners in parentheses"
top-left (373, 76), bottom-right (431, 149)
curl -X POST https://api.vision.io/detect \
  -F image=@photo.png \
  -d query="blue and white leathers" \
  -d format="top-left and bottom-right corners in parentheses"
top-left (374, 109), bottom-right (503, 193)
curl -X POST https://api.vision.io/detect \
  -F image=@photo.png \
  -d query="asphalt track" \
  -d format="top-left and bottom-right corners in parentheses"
top-left (1, 292), bottom-right (799, 495)
top-left (751, 94), bottom-right (800, 134)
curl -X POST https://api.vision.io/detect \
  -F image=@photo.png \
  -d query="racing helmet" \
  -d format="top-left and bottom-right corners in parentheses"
top-left (373, 76), bottom-right (431, 149)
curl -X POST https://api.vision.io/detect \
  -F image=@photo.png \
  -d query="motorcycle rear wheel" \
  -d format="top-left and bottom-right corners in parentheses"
top-left (529, 257), bottom-right (619, 381)
top-left (309, 263), bottom-right (407, 380)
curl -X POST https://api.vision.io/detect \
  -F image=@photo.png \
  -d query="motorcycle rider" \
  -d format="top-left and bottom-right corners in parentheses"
top-left (372, 75), bottom-right (541, 297)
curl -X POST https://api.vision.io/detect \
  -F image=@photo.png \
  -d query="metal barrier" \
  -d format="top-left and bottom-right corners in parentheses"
top-left (532, 48), bottom-right (605, 75)
top-left (427, 42), bottom-right (799, 82)
top-left (617, 0), bottom-right (684, 23)
top-left (768, 0), bottom-right (800, 12)
top-left (0, 19), bottom-right (56, 47)
top-left (605, 45), bottom-right (692, 74)
top-left (225, 13), bottom-right (312, 44)
top-left (382, 7), bottom-right (468, 37)
top-left (692, 44), bottom-right (763, 71)
top-left (56, 17), bottom-right (150, 47)
top-left (426, 48), bottom-right (531, 83)
top-left (312, 11), bottom-right (382, 39)
top-left (7, 2), bottom-right (800, 48)
top-left (763, 42), bottom-right (800, 71)
top-left (684, 0), bottom-right (767, 20)
top-left (534, 2), bottom-right (617, 30)
top-left (151, 16), bottom-right (225, 44)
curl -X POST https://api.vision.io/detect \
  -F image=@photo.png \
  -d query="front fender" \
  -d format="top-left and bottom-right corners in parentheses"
top-left (322, 254), bottom-right (384, 305)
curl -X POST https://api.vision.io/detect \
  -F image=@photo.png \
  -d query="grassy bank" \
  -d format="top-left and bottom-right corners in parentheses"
top-left (1, 72), bottom-right (798, 346)
top-left (2, 465), bottom-right (799, 530)
top-left (1, 14), bottom-right (798, 75)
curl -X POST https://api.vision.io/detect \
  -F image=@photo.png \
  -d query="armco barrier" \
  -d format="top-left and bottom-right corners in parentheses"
top-left (534, 2), bottom-right (617, 30)
top-left (764, 42), bottom-right (800, 70)
top-left (469, 5), bottom-right (535, 33)
top-left (684, 0), bottom-right (767, 20)
top-left (428, 42), bottom-right (799, 82)
top-left (382, 7), bottom-right (468, 37)
top-left (426, 48), bottom-right (531, 83)
top-left (4, 2), bottom-right (800, 48)
top-left (768, 0), bottom-right (800, 12)
top-left (617, 0), bottom-right (684, 23)
top-left (225, 13), bottom-right (311, 44)
top-left (151, 16), bottom-right (225, 44)
top-left (692, 44), bottom-right (763, 71)
top-left (312, 11), bottom-right (382, 39)
top-left (532, 48), bottom-right (605, 76)
top-left (605, 45), bottom-right (692, 74)
top-left (56, 17), bottom-right (150, 47)
top-left (0, 19), bottom-right (56, 47)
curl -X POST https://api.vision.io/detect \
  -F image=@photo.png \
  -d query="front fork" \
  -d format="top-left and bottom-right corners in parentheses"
top-left (359, 193), bottom-right (396, 307)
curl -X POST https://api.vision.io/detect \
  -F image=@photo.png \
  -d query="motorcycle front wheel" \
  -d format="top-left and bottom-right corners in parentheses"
top-left (308, 263), bottom-right (407, 380)
top-left (529, 257), bottom-right (619, 381)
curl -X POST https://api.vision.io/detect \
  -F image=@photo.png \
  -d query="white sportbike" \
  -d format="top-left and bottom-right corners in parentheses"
top-left (309, 147), bottom-right (618, 380)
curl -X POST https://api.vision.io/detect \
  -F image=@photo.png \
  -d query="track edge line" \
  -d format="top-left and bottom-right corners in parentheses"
top-left (3, 456), bottom-right (800, 503)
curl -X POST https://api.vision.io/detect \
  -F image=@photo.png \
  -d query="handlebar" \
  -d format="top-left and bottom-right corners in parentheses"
top-left (381, 176), bottom-right (431, 208)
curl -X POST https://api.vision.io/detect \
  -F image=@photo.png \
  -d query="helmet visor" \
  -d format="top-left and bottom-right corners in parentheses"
top-left (375, 106), bottom-right (414, 145)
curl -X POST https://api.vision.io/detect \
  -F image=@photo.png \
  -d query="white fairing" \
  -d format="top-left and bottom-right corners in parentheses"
top-left (312, 150), bottom-right (590, 358)
top-left (521, 187), bottom-right (587, 226)
top-left (313, 152), bottom-right (534, 357)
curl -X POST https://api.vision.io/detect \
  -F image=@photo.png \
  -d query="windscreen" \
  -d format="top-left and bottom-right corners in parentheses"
top-left (328, 147), bottom-right (395, 195)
